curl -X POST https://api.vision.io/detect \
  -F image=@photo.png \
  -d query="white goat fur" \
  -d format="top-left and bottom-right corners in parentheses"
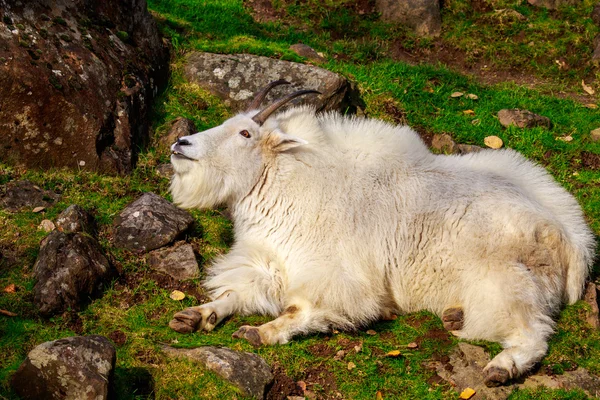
top-left (170, 105), bottom-right (596, 383)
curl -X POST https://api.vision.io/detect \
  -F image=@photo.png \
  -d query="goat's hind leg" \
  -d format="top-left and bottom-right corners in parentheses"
top-left (170, 290), bottom-right (239, 333)
top-left (233, 301), bottom-right (331, 347)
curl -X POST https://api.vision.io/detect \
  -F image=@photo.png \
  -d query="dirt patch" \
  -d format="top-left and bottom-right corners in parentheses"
top-left (65, 311), bottom-right (84, 335)
top-left (303, 365), bottom-right (341, 399)
top-left (581, 152), bottom-right (600, 170)
top-left (336, 337), bottom-right (363, 353)
top-left (244, 0), bottom-right (286, 23)
top-left (415, 328), bottom-right (453, 347)
top-left (382, 99), bottom-right (408, 126)
top-left (266, 363), bottom-right (304, 400)
top-left (108, 330), bottom-right (127, 346)
top-left (308, 343), bottom-right (336, 358)
top-left (404, 314), bottom-right (433, 328)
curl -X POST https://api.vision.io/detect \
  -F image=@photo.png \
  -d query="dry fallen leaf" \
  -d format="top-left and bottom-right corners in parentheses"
top-left (466, 93), bottom-right (479, 100)
top-left (463, 109), bottom-right (475, 115)
top-left (376, 390), bottom-right (384, 400)
top-left (382, 314), bottom-right (397, 321)
top-left (366, 329), bottom-right (377, 336)
top-left (170, 290), bottom-right (185, 301)
top-left (3, 284), bottom-right (16, 293)
top-left (484, 135), bottom-right (503, 149)
top-left (347, 361), bottom-right (356, 370)
top-left (459, 387), bottom-right (476, 399)
top-left (32, 206), bottom-right (45, 213)
top-left (297, 381), bottom-right (307, 392)
top-left (386, 350), bottom-right (401, 357)
top-left (584, 103), bottom-right (598, 109)
top-left (582, 80), bottom-right (596, 95)
top-left (354, 343), bottom-right (363, 353)
top-left (406, 342), bottom-right (418, 349)
top-left (556, 135), bottom-right (573, 142)
top-left (0, 309), bottom-right (17, 317)
top-left (450, 92), bottom-right (464, 98)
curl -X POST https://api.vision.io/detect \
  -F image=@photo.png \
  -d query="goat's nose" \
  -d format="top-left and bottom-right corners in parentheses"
top-left (177, 138), bottom-right (191, 146)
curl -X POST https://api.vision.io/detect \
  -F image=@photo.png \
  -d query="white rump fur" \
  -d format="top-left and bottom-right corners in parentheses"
top-left (170, 105), bottom-right (596, 384)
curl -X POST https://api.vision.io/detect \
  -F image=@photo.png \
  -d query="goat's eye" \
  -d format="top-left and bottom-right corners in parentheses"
top-left (239, 130), bottom-right (251, 139)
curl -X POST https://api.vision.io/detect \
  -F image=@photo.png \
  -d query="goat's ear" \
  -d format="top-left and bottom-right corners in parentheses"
top-left (268, 129), bottom-right (308, 152)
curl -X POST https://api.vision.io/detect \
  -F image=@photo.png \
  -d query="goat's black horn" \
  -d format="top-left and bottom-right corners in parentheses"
top-left (245, 79), bottom-right (291, 112)
top-left (252, 90), bottom-right (321, 126)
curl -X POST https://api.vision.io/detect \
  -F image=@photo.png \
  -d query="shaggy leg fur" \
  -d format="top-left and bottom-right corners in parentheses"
top-left (233, 302), bottom-right (331, 346)
top-left (459, 265), bottom-right (555, 386)
top-left (169, 291), bottom-right (238, 333)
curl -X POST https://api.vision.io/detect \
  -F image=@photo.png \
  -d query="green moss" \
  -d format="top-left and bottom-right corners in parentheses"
top-left (116, 30), bottom-right (130, 42)
top-left (48, 74), bottom-right (62, 90)
top-left (52, 16), bottom-right (67, 26)
top-left (59, 33), bottom-right (72, 42)
top-left (39, 28), bottom-right (48, 39)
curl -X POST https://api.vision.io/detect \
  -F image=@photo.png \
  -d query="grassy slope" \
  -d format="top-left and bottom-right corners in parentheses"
top-left (1, 0), bottom-right (600, 398)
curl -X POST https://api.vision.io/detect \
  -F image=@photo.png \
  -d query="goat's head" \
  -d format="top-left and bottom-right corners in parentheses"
top-left (170, 80), bottom-right (319, 209)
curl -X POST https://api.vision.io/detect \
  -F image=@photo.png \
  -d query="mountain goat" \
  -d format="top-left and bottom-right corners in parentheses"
top-left (168, 80), bottom-right (596, 386)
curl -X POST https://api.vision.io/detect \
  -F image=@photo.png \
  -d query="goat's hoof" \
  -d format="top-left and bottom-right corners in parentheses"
top-left (483, 366), bottom-right (510, 387)
top-left (232, 325), bottom-right (264, 347)
top-left (442, 307), bottom-right (464, 331)
top-left (169, 309), bottom-right (202, 333)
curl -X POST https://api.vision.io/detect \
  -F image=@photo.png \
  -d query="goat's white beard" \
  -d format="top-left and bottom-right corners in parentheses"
top-left (170, 162), bottom-right (230, 210)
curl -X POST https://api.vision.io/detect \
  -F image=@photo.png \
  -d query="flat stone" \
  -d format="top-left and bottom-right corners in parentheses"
top-left (38, 219), bottom-right (55, 232)
top-left (591, 128), bottom-right (600, 142)
top-left (113, 192), bottom-right (194, 253)
top-left (11, 335), bottom-right (116, 400)
top-left (183, 52), bottom-right (364, 114)
top-left (148, 242), bottom-right (200, 281)
top-left (0, 180), bottom-right (60, 212)
top-left (56, 204), bottom-right (95, 235)
top-left (498, 109), bottom-right (552, 129)
top-left (289, 43), bottom-right (326, 63)
top-left (162, 345), bottom-right (273, 398)
top-left (375, 0), bottom-right (441, 37)
top-left (484, 135), bottom-right (503, 149)
top-left (33, 231), bottom-right (114, 317)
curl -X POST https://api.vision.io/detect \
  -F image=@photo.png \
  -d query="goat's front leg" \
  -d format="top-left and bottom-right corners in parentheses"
top-left (232, 301), bottom-right (329, 347)
top-left (169, 290), bottom-right (238, 333)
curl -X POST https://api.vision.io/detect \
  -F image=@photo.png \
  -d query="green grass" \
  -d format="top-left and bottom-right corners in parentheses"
top-left (1, 0), bottom-right (600, 398)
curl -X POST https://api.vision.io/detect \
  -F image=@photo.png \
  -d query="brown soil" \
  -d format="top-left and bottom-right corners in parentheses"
top-left (303, 365), bottom-right (341, 399)
top-left (581, 151), bottom-right (600, 170)
top-left (108, 329), bottom-right (127, 346)
top-left (336, 337), bottom-right (363, 353)
top-left (308, 343), bottom-right (336, 358)
top-left (266, 363), bottom-right (304, 400)
top-left (415, 328), bottom-right (453, 347)
top-left (404, 314), bottom-right (433, 328)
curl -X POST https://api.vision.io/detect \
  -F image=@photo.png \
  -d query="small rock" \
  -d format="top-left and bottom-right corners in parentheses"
top-left (162, 345), bottom-right (273, 398)
top-left (156, 163), bottom-right (174, 178)
top-left (583, 282), bottom-right (600, 329)
top-left (497, 109), bottom-right (552, 129)
top-left (407, 342), bottom-right (418, 349)
top-left (366, 329), bottom-right (377, 336)
top-left (450, 92), bottom-right (464, 98)
top-left (33, 231), bottom-right (114, 317)
top-left (161, 117), bottom-right (197, 148)
top-left (466, 93), bottom-right (478, 100)
top-left (591, 128), bottom-right (600, 142)
top-left (432, 133), bottom-right (456, 154)
top-left (32, 206), bottom-right (45, 213)
top-left (38, 219), bottom-right (55, 232)
top-left (456, 144), bottom-right (483, 154)
top-left (484, 136), bottom-right (504, 149)
top-left (0, 181), bottom-right (61, 212)
top-left (56, 205), bottom-right (95, 235)
top-left (11, 335), bottom-right (116, 400)
top-left (113, 192), bottom-right (194, 253)
top-left (148, 242), bottom-right (200, 281)
top-left (289, 43), bottom-right (326, 63)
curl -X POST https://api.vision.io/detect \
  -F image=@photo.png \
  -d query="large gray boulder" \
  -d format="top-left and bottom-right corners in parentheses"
top-left (33, 231), bottom-right (113, 317)
top-left (0, 0), bottom-right (169, 174)
top-left (183, 52), bottom-right (364, 114)
top-left (0, 180), bottom-right (61, 212)
top-left (11, 335), bottom-right (116, 400)
top-left (113, 192), bottom-right (194, 253)
top-left (162, 345), bottom-right (273, 398)
top-left (375, 0), bottom-right (441, 37)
